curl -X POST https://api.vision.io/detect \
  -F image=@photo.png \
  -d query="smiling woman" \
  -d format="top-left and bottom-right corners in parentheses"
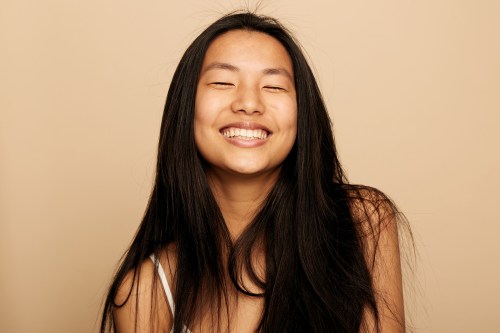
top-left (100, 11), bottom-right (409, 333)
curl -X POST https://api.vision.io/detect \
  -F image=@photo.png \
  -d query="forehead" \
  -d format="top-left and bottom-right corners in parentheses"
top-left (201, 30), bottom-right (293, 74)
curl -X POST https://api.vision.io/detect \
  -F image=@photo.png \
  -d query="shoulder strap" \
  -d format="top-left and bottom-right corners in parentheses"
top-left (149, 254), bottom-right (175, 314)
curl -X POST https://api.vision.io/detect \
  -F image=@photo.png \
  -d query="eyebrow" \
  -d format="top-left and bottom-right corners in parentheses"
top-left (202, 62), bottom-right (293, 81)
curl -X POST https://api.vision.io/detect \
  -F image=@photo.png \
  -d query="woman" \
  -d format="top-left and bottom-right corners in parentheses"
top-left (101, 11), bottom-right (407, 333)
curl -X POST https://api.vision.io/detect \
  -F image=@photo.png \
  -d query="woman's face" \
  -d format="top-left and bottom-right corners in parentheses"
top-left (194, 30), bottom-right (297, 177)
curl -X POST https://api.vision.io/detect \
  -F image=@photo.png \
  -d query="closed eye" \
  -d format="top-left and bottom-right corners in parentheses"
top-left (210, 82), bottom-right (234, 87)
top-left (263, 86), bottom-right (287, 92)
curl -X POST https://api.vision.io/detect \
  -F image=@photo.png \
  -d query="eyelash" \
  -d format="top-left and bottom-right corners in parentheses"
top-left (210, 82), bottom-right (285, 91)
top-left (211, 82), bottom-right (233, 86)
top-left (264, 86), bottom-right (285, 91)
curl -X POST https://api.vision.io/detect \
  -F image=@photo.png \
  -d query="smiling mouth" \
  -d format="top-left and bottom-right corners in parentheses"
top-left (220, 127), bottom-right (270, 140)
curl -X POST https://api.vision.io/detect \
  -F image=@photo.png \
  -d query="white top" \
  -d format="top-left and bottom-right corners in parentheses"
top-left (150, 254), bottom-right (192, 333)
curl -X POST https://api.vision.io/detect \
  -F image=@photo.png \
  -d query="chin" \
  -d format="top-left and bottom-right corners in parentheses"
top-left (227, 165), bottom-right (268, 175)
top-left (220, 160), bottom-right (277, 177)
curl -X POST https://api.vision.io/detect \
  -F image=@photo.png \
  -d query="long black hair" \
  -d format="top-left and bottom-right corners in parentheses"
top-left (101, 11), bottom-right (407, 333)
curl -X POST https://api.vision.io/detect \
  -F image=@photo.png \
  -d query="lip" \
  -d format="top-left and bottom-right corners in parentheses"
top-left (219, 121), bottom-right (272, 148)
top-left (219, 121), bottom-right (272, 134)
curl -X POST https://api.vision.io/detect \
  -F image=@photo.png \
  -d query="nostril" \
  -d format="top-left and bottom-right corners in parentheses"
top-left (231, 91), bottom-right (264, 114)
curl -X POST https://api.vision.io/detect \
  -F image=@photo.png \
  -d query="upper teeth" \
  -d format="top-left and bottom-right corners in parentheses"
top-left (222, 127), bottom-right (269, 139)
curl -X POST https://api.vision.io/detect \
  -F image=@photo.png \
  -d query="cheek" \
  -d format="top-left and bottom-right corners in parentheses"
top-left (279, 101), bottom-right (298, 134)
top-left (286, 107), bottom-right (298, 150)
top-left (274, 104), bottom-right (297, 158)
top-left (193, 103), bottom-right (222, 161)
top-left (194, 90), bottom-right (226, 126)
top-left (193, 104), bottom-right (207, 151)
top-left (193, 119), bottom-right (214, 165)
top-left (193, 110), bottom-right (211, 152)
top-left (194, 93), bottom-right (214, 136)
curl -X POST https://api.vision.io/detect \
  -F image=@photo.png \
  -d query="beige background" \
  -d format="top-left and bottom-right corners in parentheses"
top-left (1, 0), bottom-right (499, 332)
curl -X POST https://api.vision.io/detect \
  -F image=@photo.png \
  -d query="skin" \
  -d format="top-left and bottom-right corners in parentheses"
top-left (113, 30), bottom-right (405, 333)
top-left (194, 30), bottom-right (298, 239)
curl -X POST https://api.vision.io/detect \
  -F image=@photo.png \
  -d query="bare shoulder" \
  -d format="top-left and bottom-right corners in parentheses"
top-left (347, 187), bottom-right (401, 256)
top-left (348, 186), bottom-right (399, 232)
top-left (113, 246), bottom-right (177, 333)
top-left (347, 186), bottom-right (406, 332)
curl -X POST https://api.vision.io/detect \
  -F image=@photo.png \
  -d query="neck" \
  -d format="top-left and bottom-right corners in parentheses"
top-left (206, 168), bottom-right (280, 239)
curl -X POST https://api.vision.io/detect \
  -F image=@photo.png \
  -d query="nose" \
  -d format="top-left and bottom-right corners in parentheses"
top-left (231, 84), bottom-right (264, 115)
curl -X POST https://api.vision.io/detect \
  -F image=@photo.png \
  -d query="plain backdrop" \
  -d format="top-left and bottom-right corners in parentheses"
top-left (1, 0), bottom-right (499, 332)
